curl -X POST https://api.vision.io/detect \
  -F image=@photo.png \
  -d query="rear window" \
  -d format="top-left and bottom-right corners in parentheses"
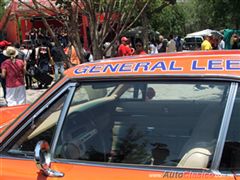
top-left (185, 37), bottom-right (203, 43)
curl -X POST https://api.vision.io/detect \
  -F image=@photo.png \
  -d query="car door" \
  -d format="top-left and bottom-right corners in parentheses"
top-left (1, 80), bottom-right (236, 180)
top-left (0, 82), bottom-right (75, 180)
top-left (219, 84), bottom-right (240, 179)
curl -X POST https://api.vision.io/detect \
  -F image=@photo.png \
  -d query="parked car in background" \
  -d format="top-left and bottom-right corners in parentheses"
top-left (1, 50), bottom-right (240, 179)
top-left (183, 35), bottom-right (203, 50)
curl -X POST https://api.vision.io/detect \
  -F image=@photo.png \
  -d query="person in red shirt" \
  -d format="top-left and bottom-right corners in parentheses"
top-left (0, 40), bottom-right (11, 99)
top-left (1, 46), bottom-right (26, 106)
top-left (134, 40), bottom-right (147, 55)
top-left (118, 37), bottom-right (132, 56)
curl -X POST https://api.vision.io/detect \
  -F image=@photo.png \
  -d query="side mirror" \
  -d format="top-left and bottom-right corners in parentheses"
top-left (34, 140), bottom-right (64, 177)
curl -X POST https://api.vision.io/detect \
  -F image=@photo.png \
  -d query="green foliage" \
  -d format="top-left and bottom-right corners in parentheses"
top-left (0, 0), bottom-right (9, 19)
top-left (150, 3), bottom-right (186, 36)
top-left (148, 0), bottom-right (240, 36)
top-left (50, 0), bottom-right (150, 60)
top-left (182, 0), bottom-right (240, 31)
top-left (208, 0), bottom-right (240, 29)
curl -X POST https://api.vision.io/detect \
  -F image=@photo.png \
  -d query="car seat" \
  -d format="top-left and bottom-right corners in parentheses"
top-left (177, 104), bottom-right (223, 168)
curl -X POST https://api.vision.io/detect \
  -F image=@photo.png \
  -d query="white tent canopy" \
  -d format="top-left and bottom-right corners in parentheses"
top-left (186, 29), bottom-right (223, 38)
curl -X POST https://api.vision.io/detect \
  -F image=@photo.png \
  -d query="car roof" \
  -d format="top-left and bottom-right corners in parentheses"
top-left (185, 35), bottom-right (203, 39)
top-left (65, 50), bottom-right (240, 80)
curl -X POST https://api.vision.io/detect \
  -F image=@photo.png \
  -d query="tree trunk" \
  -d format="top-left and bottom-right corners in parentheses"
top-left (41, 18), bottom-right (60, 46)
top-left (141, 10), bottom-right (149, 52)
top-left (88, 18), bottom-right (103, 60)
top-left (74, 32), bottom-right (86, 63)
top-left (92, 43), bottom-right (103, 60)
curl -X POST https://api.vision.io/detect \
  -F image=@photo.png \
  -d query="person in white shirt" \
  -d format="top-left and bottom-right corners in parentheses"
top-left (166, 35), bottom-right (176, 53)
top-left (218, 36), bottom-right (225, 50)
top-left (103, 42), bottom-right (112, 58)
top-left (149, 40), bottom-right (158, 54)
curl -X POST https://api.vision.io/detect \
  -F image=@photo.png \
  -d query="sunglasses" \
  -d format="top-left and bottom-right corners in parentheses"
top-left (136, 44), bottom-right (142, 47)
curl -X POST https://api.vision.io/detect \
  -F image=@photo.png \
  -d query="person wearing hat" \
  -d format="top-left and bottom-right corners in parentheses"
top-left (201, 34), bottom-right (213, 50)
top-left (1, 46), bottom-right (26, 106)
top-left (0, 40), bottom-right (11, 99)
top-left (118, 36), bottom-right (132, 56)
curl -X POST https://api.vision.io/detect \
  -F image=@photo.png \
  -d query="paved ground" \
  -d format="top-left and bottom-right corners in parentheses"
top-left (0, 83), bottom-right (48, 106)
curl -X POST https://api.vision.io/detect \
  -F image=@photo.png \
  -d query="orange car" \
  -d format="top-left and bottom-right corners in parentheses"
top-left (1, 50), bottom-right (240, 180)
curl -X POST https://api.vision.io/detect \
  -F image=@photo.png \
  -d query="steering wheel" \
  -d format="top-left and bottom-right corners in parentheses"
top-left (61, 111), bottom-right (106, 160)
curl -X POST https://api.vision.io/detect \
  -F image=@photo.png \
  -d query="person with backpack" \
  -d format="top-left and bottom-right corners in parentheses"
top-left (35, 41), bottom-right (53, 88)
top-left (36, 41), bottom-right (51, 73)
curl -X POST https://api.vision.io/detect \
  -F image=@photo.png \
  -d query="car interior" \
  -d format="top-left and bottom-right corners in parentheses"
top-left (54, 81), bottom-right (227, 169)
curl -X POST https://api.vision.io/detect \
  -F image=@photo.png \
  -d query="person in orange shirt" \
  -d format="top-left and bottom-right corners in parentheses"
top-left (65, 45), bottom-right (80, 66)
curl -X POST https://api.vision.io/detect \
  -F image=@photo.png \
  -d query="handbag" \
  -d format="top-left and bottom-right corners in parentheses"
top-left (49, 57), bottom-right (55, 65)
top-left (47, 47), bottom-right (54, 65)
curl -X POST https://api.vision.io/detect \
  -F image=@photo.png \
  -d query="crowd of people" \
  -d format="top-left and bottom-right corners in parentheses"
top-left (117, 33), bottom-right (240, 57)
top-left (0, 39), bottom-right (69, 106)
top-left (0, 28), bottom-right (240, 106)
top-left (115, 35), bottom-right (181, 57)
top-left (28, 27), bottom-right (68, 48)
top-left (201, 33), bottom-right (240, 50)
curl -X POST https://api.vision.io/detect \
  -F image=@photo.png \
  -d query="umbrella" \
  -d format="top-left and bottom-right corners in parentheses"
top-left (187, 29), bottom-right (223, 38)
top-left (210, 31), bottom-right (223, 38)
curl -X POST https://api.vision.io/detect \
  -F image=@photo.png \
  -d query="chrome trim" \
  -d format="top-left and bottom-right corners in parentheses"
top-left (35, 140), bottom-right (64, 177)
top-left (211, 82), bottom-right (238, 170)
top-left (52, 158), bottom-right (212, 173)
top-left (211, 170), bottom-right (234, 177)
top-left (232, 173), bottom-right (240, 176)
top-left (51, 158), bottom-right (234, 177)
top-left (1, 82), bottom-right (77, 151)
top-left (51, 84), bottom-right (76, 155)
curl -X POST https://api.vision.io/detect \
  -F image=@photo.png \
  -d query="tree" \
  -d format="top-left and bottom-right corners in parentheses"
top-left (182, 0), bottom-right (240, 32)
top-left (149, 1), bottom-right (185, 37)
top-left (209, 0), bottom-right (240, 30)
top-left (138, 0), bottom-right (176, 50)
top-left (18, 0), bottom-right (150, 62)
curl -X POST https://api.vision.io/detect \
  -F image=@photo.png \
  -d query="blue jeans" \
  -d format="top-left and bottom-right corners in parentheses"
top-left (54, 62), bottom-right (64, 81)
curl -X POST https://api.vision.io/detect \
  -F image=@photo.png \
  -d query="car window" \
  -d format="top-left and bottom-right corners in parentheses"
top-left (120, 86), bottom-right (143, 100)
top-left (71, 84), bottom-right (117, 105)
top-left (7, 91), bottom-right (68, 156)
top-left (55, 81), bottom-right (229, 169)
top-left (148, 83), bottom-right (224, 101)
top-left (220, 86), bottom-right (240, 171)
